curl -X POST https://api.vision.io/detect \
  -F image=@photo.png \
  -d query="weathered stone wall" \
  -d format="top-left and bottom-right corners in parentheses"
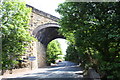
top-left (29, 12), bottom-right (57, 33)
top-left (30, 41), bottom-right (38, 69)
top-left (27, 4), bottom-right (59, 68)
top-left (36, 42), bottom-right (46, 67)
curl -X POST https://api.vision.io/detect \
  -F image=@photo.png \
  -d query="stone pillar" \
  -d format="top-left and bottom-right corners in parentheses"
top-left (36, 42), bottom-right (46, 68)
top-left (30, 41), bottom-right (38, 69)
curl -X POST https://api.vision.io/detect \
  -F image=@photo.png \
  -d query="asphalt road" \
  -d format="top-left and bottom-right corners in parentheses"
top-left (2, 61), bottom-right (91, 80)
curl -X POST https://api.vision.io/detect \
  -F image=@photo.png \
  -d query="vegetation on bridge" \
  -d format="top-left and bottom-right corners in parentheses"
top-left (0, 0), bottom-right (35, 74)
top-left (57, 2), bottom-right (120, 80)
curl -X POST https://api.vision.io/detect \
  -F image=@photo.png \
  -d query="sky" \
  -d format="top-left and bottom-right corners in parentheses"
top-left (25, 0), bottom-right (68, 55)
top-left (56, 39), bottom-right (68, 55)
top-left (25, 0), bottom-right (65, 18)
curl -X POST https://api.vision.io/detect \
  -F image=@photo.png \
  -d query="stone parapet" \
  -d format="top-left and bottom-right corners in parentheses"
top-left (26, 4), bottom-right (59, 22)
top-left (88, 68), bottom-right (101, 80)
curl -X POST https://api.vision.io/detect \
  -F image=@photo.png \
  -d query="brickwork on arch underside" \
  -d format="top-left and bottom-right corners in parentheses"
top-left (33, 24), bottom-right (65, 47)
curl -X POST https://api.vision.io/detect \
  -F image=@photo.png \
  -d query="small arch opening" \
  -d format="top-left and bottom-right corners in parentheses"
top-left (46, 38), bottom-right (68, 66)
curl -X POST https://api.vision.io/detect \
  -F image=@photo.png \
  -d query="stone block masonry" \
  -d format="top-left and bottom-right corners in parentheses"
top-left (26, 4), bottom-right (60, 68)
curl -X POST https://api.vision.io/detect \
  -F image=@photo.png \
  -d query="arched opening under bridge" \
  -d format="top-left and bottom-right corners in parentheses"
top-left (33, 23), bottom-right (66, 67)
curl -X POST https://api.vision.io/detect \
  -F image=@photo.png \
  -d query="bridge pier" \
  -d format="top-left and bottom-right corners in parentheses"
top-left (36, 42), bottom-right (46, 68)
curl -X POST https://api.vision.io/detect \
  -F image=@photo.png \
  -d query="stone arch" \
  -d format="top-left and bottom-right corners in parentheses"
top-left (33, 23), bottom-right (65, 67)
top-left (26, 4), bottom-right (64, 68)
top-left (33, 23), bottom-right (65, 47)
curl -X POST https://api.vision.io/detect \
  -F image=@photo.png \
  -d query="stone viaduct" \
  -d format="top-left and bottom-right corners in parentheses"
top-left (26, 5), bottom-right (64, 69)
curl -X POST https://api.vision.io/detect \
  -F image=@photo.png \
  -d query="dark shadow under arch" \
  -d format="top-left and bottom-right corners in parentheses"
top-left (33, 23), bottom-right (65, 47)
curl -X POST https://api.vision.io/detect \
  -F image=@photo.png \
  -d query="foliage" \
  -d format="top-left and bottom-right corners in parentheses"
top-left (0, 0), bottom-right (35, 70)
top-left (56, 2), bottom-right (120, 79)
top-left (65, 43), bottom-right (80, 63)
top-left (46, 40), bottom-right (62, 64)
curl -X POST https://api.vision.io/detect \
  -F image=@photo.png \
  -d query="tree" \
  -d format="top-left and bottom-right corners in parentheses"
top-left (65, 44), bottom-right (80, 63)
top-left (57, 2), bottom-right (120, 79)
top-left (46, 40), bottom-right (62, 65)
top-left (0, 0), bottom-right (35, 73)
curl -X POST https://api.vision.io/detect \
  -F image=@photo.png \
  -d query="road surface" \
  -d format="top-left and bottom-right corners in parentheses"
top-left (2, 61), bottom-right (91, 80)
